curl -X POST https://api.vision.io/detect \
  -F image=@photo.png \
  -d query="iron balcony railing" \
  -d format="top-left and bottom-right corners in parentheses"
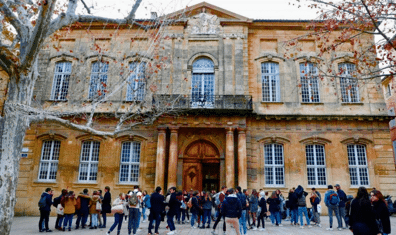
top-left (153, 95), bottom-right (253, 110)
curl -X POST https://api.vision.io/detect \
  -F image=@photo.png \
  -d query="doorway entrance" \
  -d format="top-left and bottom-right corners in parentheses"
top-left (182, 140), bottom-right (220, 191)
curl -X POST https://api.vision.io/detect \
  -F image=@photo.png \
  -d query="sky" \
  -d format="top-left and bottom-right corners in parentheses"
top-left (80, 0), bottom-right (320, 20)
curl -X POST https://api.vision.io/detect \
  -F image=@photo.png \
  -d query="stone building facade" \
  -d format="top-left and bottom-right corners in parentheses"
top-left (14, 2), bottom-right (396, 216)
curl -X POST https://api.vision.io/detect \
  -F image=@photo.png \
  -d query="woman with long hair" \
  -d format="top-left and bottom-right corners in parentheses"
top-left (256, 191), bottom-right (268, 231)
top-left (371, 190), bottom-right (391, 235)
top-left (266, 191), bottom-right (282, 226)
top-left (349, 187), bottom-right (379, 235)
top-left (249, 189), bottom-right (259, 230)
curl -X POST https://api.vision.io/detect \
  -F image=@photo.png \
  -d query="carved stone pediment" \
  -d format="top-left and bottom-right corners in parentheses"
top-left (187, 11), bottom-right (222, 35)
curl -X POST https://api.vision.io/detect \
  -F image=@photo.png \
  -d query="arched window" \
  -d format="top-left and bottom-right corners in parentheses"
top-left (89, 61), bottom-right (108, 99)
top-left (264, 143), bottom-right (284, 186)
top-left (300, 62), bottom-right (320, 103)
top-left (261, 62), bottom-right (280, 102)
top-left (339, 63), bottom-right (359, 103)
top-left (306, 144), bottom-right (326, 186)
top-left (191, 58), bottom-right (215, 108)
top-left (127, 62), bottom-right (146, 101)
top-left (51, 62), bottom-right (71, 101)
top-left (119, 141), bottom-right (141, 183)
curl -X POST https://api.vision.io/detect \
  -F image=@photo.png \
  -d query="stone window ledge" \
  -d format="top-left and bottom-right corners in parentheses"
top-left (301, 102), bottom-right (324, 105)
top-left (32, 180), bottom-right (58, 187)
top-left (261, 102), bottom-right (284, 104)
top-left (73, 182), bottom-right (98, 187)
top-left (341, 102), bottom-right (364, 105)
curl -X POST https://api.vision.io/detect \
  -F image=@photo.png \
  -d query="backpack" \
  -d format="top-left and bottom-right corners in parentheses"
top-left (38, 195), bottom-right (47, 208)
top-left (297, 194), bottom-right (306, 207)
top-left (214, 193), bottom-right (221, 206)
top-left (129, 192), bottom-right (139, 206)
top-left (75, 197), bottom-right (81, 210)
top-left (329, 193), bottom-right (340, 205)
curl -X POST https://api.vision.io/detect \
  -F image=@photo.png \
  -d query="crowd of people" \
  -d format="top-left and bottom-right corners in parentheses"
top-left (37, 184), bottom-right (391, 235)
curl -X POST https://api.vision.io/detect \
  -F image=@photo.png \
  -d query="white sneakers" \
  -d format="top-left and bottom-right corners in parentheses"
top-left (326, 227), bottom-right (333, 231)
top-left (308, 225), bottom-right (312, 228)
top-left (278, 224), bottom-right (283, 227)
top-left (259, 228), bottom-right (265, 231)
top-left (252, 227), bottom-right (257, 230)
top-left (167, 231), bottom-right (175, 235)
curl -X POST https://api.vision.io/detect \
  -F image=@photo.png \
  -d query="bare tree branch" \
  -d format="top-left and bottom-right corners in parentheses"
top-left (126, 0), bottom-right (142, 23)
top-left (0, 0), bottom-right (27, 37)
top-left (80, 0), bottom-right (91, 14)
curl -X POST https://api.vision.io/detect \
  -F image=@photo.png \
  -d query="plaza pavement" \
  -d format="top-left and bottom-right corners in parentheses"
top-left (10, 215), bottom-right (396, 235)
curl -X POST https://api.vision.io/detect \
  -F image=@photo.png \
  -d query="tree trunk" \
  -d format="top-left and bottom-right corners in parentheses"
top-left (0, 70), bottom-right (35, 235)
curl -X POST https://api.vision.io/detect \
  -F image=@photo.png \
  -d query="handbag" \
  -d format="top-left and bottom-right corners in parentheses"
top-left (56, 204), bottom-right (64, 215)
top-left (96, 201), bottom-right (102, 211)
top-left (111, 204), bottom-right (124, 214)
top-left (375, 219), bottom-right (384, 234)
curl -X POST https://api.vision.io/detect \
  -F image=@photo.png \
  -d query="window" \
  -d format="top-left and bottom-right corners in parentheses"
top-left (261, 62), bottom-right (280, 102)
top-left (119, 142), bottom-right (141, 183)
top-left (264, 144), bottom-right (284, 186)
top-left (348, 144), bottom-right (369, 186)
top-left (127, 62), bottom-right (146, 101)
top-left (300, 63), bottom-right (320, 103)
top-left (78, 141), bottom-right (100, 182)
top-left (306, 145), bottom-right (327, 186)
top-left (38, 140), bottom-right (61, 181)
top-left (51, 62), bottom-right (71, 101)
top-left (339, 63), bottom-right (359, 103)
top-left (191, 58), bottom-right (215, 108)
top-left (89, 61), bottom-right (108, 99)
top-left (387, 83), bottom-right (392, 98)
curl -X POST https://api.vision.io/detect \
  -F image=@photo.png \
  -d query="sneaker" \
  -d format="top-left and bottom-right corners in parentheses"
top-left (137, 229), bottom-right (142, 232)
top-left (191, 226), bottom-right (197, 229)
top-left (259, 228), bottom-right (265, 231)
top-left (167, 232), bottom-right (175, 235)
top-left (342, 227), bottom-right (347, 229)
top-left (326, 228), bottom-right (333, 231)
top-left (142, 220), bottom-right (146, 223)
top-left (45, 230), bottom-right (52, 232)
top-left (106, 232), bottom-right (110, 235)
top-left (317, 224), bottom-right (322, 227)
top-left (308, 225), bottom-right (312, 228)
top-left (300, 226), bottom-right (304, 229)
top-left (68, 228), bottom-right (71, 231)
top-left (278, 224), bottom-right (283, 227)
top-left (252, 227), bottom-right (257, 230)
top-left (211, 230), bottom-right (217, 235)
top-left (338, 228), bottom-right (343, 231)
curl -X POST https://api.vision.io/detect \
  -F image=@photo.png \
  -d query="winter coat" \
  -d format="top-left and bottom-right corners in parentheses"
top-left (89, 195), bottom-right (101, 214)
top-left (249, 195), bottom-right (259, 213)
top-left (236, 192), bottom-right (248, 210)
top-left (324, 190), bottom-right (338, 207)
top-left (168, 192), bottom-right (181, 215)
top-left (267, 197), bottom-right (281, 212)
top-left (222, 194), bottom-right (242, 218)
top-left (190, 196), bottom-right (200, 214)
top-left (62, 196), bottom-right (77, 215)
top-left (202, 197), bottom-right (212, 210)
top-left (372, 200), bottom-right (391, 234)
top-left (77, 193), bottom-right (91, 214)
top-left (258, 197), bottom-right (267, 214)
top-left (102, 191), bottom-right (111, 213)
top-left (337, 189), bottom-right (347, 207)
top-left (39, 192), bottom-right (53, 212)
top-left (289, 192), bottom-right (298, 210)
top-left (349, 198), bottom-right (379, 235)
top-left (112, 198), bottom-right (128, 214)
top-left (150, 192), bottom-right (164, 214)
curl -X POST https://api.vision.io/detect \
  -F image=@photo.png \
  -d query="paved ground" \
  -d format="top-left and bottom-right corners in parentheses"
top-left (10, 215), bottom-right (396, 235)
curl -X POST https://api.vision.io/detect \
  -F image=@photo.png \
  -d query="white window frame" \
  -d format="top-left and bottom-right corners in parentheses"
top-left (88, 61), bottom-right (108, 100)
top-left (264, 143), bottom-right (285, 187)
top-left (386, 83), bottom-right (392, 98)
top-left (119, 141), bottom-right (141, 184)
top-left (306, 144), bottom-right (327, 187)
top-left (300, 63), bottom-right (320, 103)
top-left (38, 140), bottom-right (61, 182)
top-left (347, 144), bottom-right (370, 187)
top-left (261, 62), bottom-right (280, 102)
top-left (339, 63), bottom-right (359, 103)
top-left (50, 62), bottom-right (72, 101)
top-left (191, 58), bottom-right (215, 108)
top-left (127, 62), bottom-right (146, 101)
top-left (78, 141), bottom-right (100, 183)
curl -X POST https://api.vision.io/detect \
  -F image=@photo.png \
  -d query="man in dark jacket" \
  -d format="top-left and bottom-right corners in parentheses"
top-left (236, 186), bottom-right (247, 235)
top-left (38, 188), bottom-right (53, 232)
top-left (76, 188), bottom-right (91, 229)
top-left (190, 191), bottom-right (200, 228)
top-left (149, 186), bottom-right (165, 235)
top-left (335, 184), bottom-right (348, 228)
top-left (100, 186), bottom-right (111, 228)
top-left (166, 187), bottom-right (180, 235)
top-left (288, 188), bottom-right (298, 225)
top-left (222, 188), bottom-right (242, 235)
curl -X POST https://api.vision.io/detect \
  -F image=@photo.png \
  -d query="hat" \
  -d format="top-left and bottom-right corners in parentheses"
top-left (334, 184), bottom-right (340, 187)
top-left (328, 185), bottom-right (333, 189)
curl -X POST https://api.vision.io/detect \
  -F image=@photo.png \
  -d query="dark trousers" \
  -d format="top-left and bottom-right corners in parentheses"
top-left (149, 212), bottom-right (161, 234)
top-left (76, 211), bottom-right (88, 228)
top-left (39, 210), bottom-right (50, 231)
top-left (167, 212), bottom-right (176, 231)
top-left (213, 211), bottom-right (226, 231)
top-left (102, 212), bottom-right (107, 227)
top-left (257, 210), bottom-right (266, 228)
top-left (128, 208), bottom-right (140, 235)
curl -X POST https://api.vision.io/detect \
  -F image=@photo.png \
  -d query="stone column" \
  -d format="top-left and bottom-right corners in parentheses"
top-left (155, 128), bottom-right (166, 190)
top-left (167, 128), bottom-right (179, 188)
top-left (238, 128), bottom-right (247, 189)
top-left (225, 127), bottom-right (235, 188)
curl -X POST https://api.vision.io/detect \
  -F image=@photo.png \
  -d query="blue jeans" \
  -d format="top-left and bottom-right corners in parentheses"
top-left (128, 208), bottom-right (140, 234)
top-left (298, 207), bottom-right (310, 226)
top-left (239, 210), bottom-right (247, 235)
top-left (191, 212), bottom-right (198, 227)
top-left (63, 214), bottom-right (73, 228)
top-left (142, 207), bottom-right (147, 221)
top-left (109, 213), bottom-right (123, 233)
top-left (327, 204), bottom-right (342, 228)
top-left (91, 214), bottom-right (98, 227)
top-left (272, 211), bottom-right (281, 225)
top-left (167, 212), bottom-right (176, 231)
top-left (203, 209), bottom-right (211, 226)
top-left (58, 216), bottom-right (64, 228)
top-left (338, 206), bottom-right (347, 227)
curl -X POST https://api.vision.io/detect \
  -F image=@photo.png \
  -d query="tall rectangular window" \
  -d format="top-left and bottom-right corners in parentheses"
top-left (119, 142), bottom-right (141, 183)
top-left (51, 62), bottom-right (71, 101)
top-left (300, 63), bottom-right (320, 103)
top-left (38, 140), bottom-right (61, 181)
top-left (306, 144), bottom-right (327, 186)
top-left (127, 62), bottom-right (146, 101)
top-left (261, 62), bottom-right (280, 102)
top-left (339, 63), bottom-right (359, 103)
top-left (348, 144), bottom-right (369, 186)
top-left (264, 144), bottom-right (284, 186)
top-left (89, 61), bottom-right (108, 99)
top-left (78, 141), bottom-right (100, 182)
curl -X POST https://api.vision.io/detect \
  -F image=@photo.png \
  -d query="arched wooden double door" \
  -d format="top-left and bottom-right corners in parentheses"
top-left (183, 140), bottom-right (220, 192)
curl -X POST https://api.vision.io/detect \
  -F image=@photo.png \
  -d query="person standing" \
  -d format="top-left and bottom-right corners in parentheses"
top-left (89, 191), bottom-right (101, 229)
top-left (267, 191), bottom-right (282, 226)
top-left (76, 188), bottom-right (91, 229)
top-left (38, 188), bottom-right (53, 232)
top-left (128, 186), bottom-right (143, 235)
top-left (201, 191), bottom-right (212, 228)
top-left (335, 184), bottom-right (348, 229)
top-left (142, 190), bottom-right (151, 223)
top-left (371, 190), bottom-right (391, 235)
top-left (310, 188), bottom-right (321, 227)
top-left (296, 189), bottom-right (311, 229)
top-left (148, 187), bottom-right (164, 235)
top-left (166, 187), bottom-right (180, 235)
top-left (288, 188), bottom-right (298, 226)
top-left (222, 188), bottom-right (242, 235)
top-left (235, 186), bottom-right (247, 235)
top-left (190, 191), bottom-right (200, 228)
top-left (53, 189), bottom-right (67, 230)
top-left (349, 187), bottom-right (379, 235)
top-left (101, 186), bottom-right (111, 228)
top-left (212, 186), bottom-right (227, 235)
top-left (98, 189), bottom-right (104, 227)
top-left (256, 191), bottom-right (267, 231)
top-left (183, 190), bottom-right (190, 222)
top-left (61, 191), bottom-right (77, 231)
top-left (106, 193), bottom-right (127, 235)
top-left (324, 185), bottom-right (342, 231)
